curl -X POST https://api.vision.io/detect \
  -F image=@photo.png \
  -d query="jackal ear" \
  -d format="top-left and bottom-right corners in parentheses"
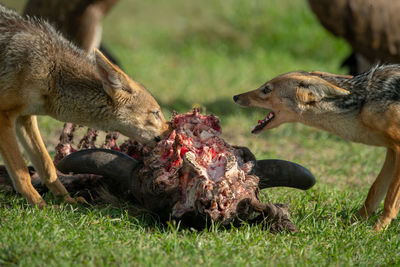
top-left (296, 88), bottom-right (318, 104)
top-left (296, 83), bottom-right (349, 104)
top-left (319, 83), bottom-right (350, 97)
top-left (94, 48), bottom-right (131, 101)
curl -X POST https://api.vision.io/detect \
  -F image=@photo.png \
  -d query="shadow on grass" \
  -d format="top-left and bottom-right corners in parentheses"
top-left (51, 201), bottom-right (245, 233)
top-left (0, 187), bottom-right (231, 233)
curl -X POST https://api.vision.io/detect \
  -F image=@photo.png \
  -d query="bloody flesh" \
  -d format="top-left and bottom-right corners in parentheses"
top-left (139, 109), bottom-right (259, 224)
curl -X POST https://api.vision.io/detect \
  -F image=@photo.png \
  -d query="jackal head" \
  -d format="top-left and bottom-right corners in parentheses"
top-left (233, 71), bottom-right (351, 134)
top-left (94, 49), bottom-right (170, 145)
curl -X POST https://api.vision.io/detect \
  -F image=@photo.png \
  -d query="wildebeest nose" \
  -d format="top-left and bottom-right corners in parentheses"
top-left (233, 95), bottom-right (239, 102)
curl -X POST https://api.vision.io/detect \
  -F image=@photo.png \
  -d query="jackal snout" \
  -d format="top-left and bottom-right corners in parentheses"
top-left (233, 74), bottom-right (303, 133)
top-left (233, 94), bottom-right (251, 107)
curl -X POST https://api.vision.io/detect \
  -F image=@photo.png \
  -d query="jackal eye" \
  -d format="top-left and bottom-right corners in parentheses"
top-left (151, 110), bottom-right (161, 119)
top-left (261, 85), bottom-right (271, 94)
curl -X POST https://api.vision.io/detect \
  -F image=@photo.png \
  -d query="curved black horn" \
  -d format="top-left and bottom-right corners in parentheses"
top-left (56, 149), bottom-right (141, 195)
top-left (254, 159), bottom-right (315, 190)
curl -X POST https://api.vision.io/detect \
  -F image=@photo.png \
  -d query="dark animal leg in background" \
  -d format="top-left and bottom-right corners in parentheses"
top-left (99, 44), bottom-right (120, 67)
top-left (341, 53), bottom-right (358, 76)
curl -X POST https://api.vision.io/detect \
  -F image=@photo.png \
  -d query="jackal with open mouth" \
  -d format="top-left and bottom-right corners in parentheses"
top-left (234, 64), bottom-right (400, 231)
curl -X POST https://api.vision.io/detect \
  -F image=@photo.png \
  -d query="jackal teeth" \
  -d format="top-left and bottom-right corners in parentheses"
top-left (251, 111), bottom-right (275, 134)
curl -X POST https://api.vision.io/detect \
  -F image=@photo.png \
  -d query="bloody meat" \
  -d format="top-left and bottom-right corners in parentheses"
top-left (139, 109), bottom-right (260, 224)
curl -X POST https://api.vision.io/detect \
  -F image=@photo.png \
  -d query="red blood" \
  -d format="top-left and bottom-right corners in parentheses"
top-left (180, 146), bottom-right (189, 157)
top-left (171, 159), bottom-right (181, 167)
top-left (210, 148), bottom-right (216, 159)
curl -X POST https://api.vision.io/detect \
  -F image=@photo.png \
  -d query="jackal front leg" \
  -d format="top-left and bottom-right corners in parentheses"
top-left (0, 113), bottom-right (45, 207)
top-left (374, 149), bottom-right (400, 231)
top-left (15, 115), bottom-right (85, 204)
top-left (356, 148), bottom-right (395, 220)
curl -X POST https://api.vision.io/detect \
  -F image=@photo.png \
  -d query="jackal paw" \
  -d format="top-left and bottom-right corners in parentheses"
top-left (373, 217), bottom-right (391, 232)
top-left (355, 206), bottom-right (372, 220)
top-left (349, 212), bottom-right (364, 224)
top-left (373, 222), bottom-right (385, 232)
top-left (26, 193), bottom-right (47, 209)
top-left (63, 195), bottom-right (87, 204)
top-left (36, 198), bottom-right (47, 209)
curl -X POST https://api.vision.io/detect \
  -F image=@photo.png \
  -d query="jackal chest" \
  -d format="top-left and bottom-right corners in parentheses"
top-left (305, 115), bottom-right (387, 147)
top-left (0, 88), bottom-right (48, 116)
top-left (19, 94), bottom-right (50, 116)
top-left (336, 125), bottom-right (387, 146)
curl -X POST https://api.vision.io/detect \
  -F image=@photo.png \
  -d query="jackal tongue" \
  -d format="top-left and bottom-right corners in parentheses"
top-left (251, 112), bottom-right (275, 134)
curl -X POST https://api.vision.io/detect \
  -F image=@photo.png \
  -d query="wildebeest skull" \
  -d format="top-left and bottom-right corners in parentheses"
top-left (54, 110), bottom-right (315, 232)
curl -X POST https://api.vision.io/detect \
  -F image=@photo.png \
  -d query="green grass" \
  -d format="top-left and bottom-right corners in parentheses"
top-left (1, 0), bottom-right (400, 266)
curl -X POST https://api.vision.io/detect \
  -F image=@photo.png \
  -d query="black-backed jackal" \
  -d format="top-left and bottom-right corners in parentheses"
top-left (0, 6), bottom-right (169, 207)
top-left (234, 64), bottom-right (400, 231)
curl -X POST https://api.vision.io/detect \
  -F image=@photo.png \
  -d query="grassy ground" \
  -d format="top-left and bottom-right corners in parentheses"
top-left (1, 0), bottom-right (399, 266)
